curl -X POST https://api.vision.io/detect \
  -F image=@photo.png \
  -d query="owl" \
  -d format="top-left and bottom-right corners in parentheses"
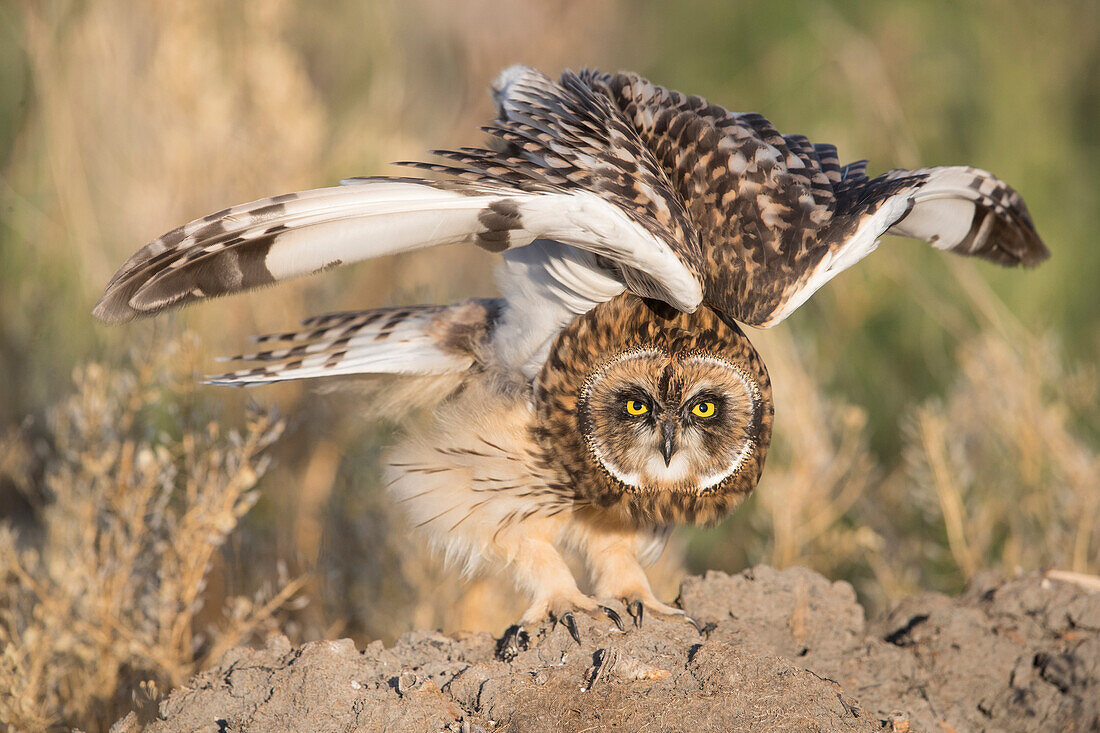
top-left (94, 66), bottom-right (1047, 637)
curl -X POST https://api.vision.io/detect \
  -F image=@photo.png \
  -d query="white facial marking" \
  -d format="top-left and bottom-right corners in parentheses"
top-left (642, 453), bottom-right (694, 483)
top-left (696, 442), bottom-right (753, 491)
top-left (581, 349), bottom-right (763, 494)
top-left (581, 348), bottom-right (666, 490)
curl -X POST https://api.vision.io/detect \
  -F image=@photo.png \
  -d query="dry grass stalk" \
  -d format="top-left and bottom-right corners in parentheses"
top-left (915, 409), bottom-right (979, 577)
top-left (902, 332), bottom-right (1099, 583)
top-left (751, 331), bottom-right (881, 575)
top-left (0, 339), bottom-right (296, 732)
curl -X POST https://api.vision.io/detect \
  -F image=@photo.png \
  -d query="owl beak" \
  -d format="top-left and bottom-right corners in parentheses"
top-left (661, 421), bottom-right (676, 466)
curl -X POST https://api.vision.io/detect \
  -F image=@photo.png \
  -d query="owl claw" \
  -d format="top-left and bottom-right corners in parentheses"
top-left (522, 596), bottom-right (627, 643)
top-left (602, 605), bottom-right (625, 632)
top-left (558, 611), bottom-right (582, 644)
top-left (683, 613), bottom-right (703, 634)
top-left (496, 624), bottom-right (529, 661)
top-left (621, 598), bottom-right (702, 634)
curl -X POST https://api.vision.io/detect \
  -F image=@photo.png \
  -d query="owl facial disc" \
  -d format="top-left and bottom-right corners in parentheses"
top-left (536, 294), bottom-right (774, 526)
top-left (578, 349), bottom-right (763, 495)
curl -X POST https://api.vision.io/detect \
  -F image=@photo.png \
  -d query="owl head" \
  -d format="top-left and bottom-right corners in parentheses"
top-left (536, 295), bottom-right (773, 526)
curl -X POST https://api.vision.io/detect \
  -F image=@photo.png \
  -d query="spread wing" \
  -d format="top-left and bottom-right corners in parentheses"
top-left (96, 64), bottom-right (1048, 351)
top-left (93, 67), bottom-right (704, 325)
top-left (586, 70), bottom-right (1049, 327)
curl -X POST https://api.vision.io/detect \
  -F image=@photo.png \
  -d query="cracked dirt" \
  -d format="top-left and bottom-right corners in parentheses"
top-left (112, 566), bottom-right (1100, 732)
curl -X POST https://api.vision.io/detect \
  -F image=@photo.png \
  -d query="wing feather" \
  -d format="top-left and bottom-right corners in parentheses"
top-left (586, 70), bottom-right (1048, 326)
top-left (883, 166), bottom-right (1046, 265)
top-left (757, 166), bottom-right (1048, 326)
top-left (97, 64), bottom-right (1048, 350)
top-left (93, 178), bottom-right (702, 323)
top-left (206, 299), bottom-right (500, 386)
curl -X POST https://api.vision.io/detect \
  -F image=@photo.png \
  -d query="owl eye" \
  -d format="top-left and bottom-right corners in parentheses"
top-left (691, 401), bottom-right (717, 418)
top-left (625, 399), bottom-right (650, 416)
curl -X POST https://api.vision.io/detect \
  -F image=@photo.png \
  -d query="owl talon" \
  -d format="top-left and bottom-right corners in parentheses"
top-left (602, 605), bottom-right (625, 632)
top-left (558, 611), bottom-right (582, 644)
top-left (496, 624), bottom-right (529, 661)
top-left (621, 598), bottom-right (701, 633)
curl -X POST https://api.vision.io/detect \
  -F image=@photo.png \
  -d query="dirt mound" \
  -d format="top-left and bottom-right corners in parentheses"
top-left (113, 566), bottom-right (1100, 732)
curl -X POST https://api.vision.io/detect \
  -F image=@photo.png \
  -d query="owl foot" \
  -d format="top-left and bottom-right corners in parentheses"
top-left (517, 595), bottom-right (626, 647)
top-left (622, 595), bottom-right (701, 634)
top-left (521, 594), bottom-right (620, 628)
top-left (551, 604), bottom-right (625, 644)
top-left (556, 604), bottom-right (625, 638)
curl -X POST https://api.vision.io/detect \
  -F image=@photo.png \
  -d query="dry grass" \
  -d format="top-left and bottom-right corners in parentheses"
top-left (687, 314), bottom-right (1099, 607)
top-left (899, 331), bottom-right (1099, 585)
top-left (0, 338), bottom-right (299, 732)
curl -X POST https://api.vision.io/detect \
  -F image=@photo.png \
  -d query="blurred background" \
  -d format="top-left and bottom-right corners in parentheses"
top-left (0, 0), bottom-right (1097, 728)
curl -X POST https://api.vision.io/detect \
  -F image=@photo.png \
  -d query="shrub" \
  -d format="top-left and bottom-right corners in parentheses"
top-left (0, 339), bottom-right (298, 731)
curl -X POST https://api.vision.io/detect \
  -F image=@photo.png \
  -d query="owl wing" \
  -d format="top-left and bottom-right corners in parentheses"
top-left (586, 71), bottom-right (1048, 327)
top-left (206, 299), bottom-right (501, 386)
top-left (754, 164), bottom-right (1049, 325)
top-left (95, 65), bottom-right (1048, 338)
top-left (92, 67), bottom-right (705, 325)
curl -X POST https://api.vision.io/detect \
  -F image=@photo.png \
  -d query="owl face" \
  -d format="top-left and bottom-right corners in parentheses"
top-left (579, 349), bottom-right (761, 494)
top-left (536, 295), bottom-right (773, 526)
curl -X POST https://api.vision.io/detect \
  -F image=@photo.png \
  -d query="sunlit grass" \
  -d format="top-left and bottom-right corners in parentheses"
top-left (0, 338), bottom-right (299, 731)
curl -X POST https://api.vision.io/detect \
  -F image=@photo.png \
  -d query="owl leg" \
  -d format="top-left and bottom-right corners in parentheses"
top-left (496, 523), bottom-right (623, 637)
top-left (584, 529), bottom-right (699, 631)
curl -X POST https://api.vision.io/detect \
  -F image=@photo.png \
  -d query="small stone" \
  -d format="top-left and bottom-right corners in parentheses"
top-left (397, 670), bottom-right (419, 695)
top-left (1067, 595), bottom-right (1100, 631)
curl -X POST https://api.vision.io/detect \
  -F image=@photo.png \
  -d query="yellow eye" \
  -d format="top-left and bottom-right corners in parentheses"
top-left (692, 401), bottom-right (716, 418)
top-left (626, 399), bottom-right (649, 416)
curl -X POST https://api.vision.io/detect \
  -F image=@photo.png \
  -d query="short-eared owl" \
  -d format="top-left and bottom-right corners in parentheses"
top-left (95, 66), bottom-right (1047, 632)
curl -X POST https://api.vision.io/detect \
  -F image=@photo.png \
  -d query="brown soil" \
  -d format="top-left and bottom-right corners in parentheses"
top-left (112, 566), bottom-right (1100, 732)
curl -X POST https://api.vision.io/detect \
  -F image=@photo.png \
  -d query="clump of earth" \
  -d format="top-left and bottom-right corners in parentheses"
top-left (113, 565), bottom-right (1100, 732)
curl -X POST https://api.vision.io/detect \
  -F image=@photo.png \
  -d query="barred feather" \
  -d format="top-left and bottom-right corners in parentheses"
top-left (882, 166), bottom-right (1046, 265)
top-left (94, 177), bottom-right (702, 324)
top-left (97, 64), bottom-right (1048, 338)
top-left (583, 69), bottom-right (1048, 326)
top-left (206, 299), bottom-right (501, 386)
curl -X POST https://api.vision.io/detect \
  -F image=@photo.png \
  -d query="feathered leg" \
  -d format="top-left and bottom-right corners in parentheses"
top-left (580, 525), bottom-right (697, 629)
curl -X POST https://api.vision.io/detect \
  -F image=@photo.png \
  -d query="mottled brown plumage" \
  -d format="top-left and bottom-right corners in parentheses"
top-left (93, 64), bottom-right (1048, 632)
top-left (383, 293), bottom-right (771, 626)
top-left (536, 297), bottom-right (771, 527)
